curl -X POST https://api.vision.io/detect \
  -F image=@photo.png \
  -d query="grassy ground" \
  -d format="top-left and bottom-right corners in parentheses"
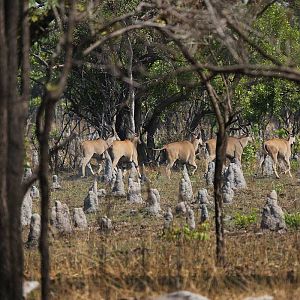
top-left (24, 160), bottom-right (300, 299)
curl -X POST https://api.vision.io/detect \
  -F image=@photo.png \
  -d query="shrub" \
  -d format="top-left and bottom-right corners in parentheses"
top-left (233, 211), bottom-right (258, 229)
top-left (242, 144), bottom-right (257, 164)
top-left (164, 222), bottom-right (210, 241)
top-left (272, 182), bottom-right (285, 194)
top-left (285, 213), bottom-right (300, 229)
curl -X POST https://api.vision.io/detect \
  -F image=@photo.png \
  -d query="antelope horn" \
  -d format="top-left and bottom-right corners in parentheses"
top-left (187, 128), bottom-right (198, 138)
top-left (102, 123), bottom-right (114, 137)
top-left (124, 124), bottom-right (136, 135)
top-left (282, 128), bottom-right (291, 136)
top-left (239, 122), bottom-right (252, 136)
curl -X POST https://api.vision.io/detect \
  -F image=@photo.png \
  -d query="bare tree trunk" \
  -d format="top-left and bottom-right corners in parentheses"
top-left (37, 100), bottom-right (55, 300)
top-left (214, 127), bottom-right (227, 266)
top-left (0, 2), bottom-right (10, 298)
top-left (166, 34), bottom-right (229, 266)
top-left (6, 0), bottom-right (26, 298)
top-left (0, 0), bottom-right (30, 298)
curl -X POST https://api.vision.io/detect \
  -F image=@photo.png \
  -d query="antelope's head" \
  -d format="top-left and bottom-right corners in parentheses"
top-left (289, 136), bottom-right (296, 145)
top-left (105, 128), bottom-right (119, 147)
top-left (130, 133), bottom-right (142, 146)
top-left (191, 133), bottom-right (203, 149)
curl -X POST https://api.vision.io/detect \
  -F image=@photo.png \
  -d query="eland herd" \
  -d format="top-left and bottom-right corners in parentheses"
top-left (80, 127), bottom-right (297, 180)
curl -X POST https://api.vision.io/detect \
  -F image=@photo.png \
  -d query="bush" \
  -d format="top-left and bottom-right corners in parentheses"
top-left (233, 211), bottom-right (258, 229)
top-left (164, 222), bottom-right (210, 241)
top-left (285, 213), bottom-right (300, 229)
top-left (242, 144), bottom-right (257, 163)
top-left (272, 182), bottom-right (285, 194)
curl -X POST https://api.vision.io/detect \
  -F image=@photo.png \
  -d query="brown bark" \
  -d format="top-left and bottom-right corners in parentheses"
top-left (214, 128), bottom-right (227, 266)
top-left (37, 100), bottom-right (54, 300)
top-left (0, 1), bottom-right (10, 298)
top-left (0, 0), bottom-right (30, 299)
top-left (36, 4), bottom-right (75, 299)
top-left (6, 0), bottom-right (25, 299)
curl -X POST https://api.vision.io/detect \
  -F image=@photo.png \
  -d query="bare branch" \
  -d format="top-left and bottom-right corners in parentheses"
top-left (83, 22), bottom-right (167, 55)
top-left (222, 10), bottom-right (282, 66)
top-left (49, 132), bottom-right (78, 155)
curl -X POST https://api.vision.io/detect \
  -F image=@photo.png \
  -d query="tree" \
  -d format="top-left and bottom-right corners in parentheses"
top-left (0, 1), bottom-right (76, 299)
top-left (0, 1), bottom-right (30, 298)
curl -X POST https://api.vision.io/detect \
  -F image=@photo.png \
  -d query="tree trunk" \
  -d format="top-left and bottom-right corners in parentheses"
top-left (146, 122), bottom-right (159, 162)
top-left (37, 100), bottom-right (55, 300)
top-left (127, 35), bottom-right (135, 133)
top-left (214, 127), bottom-right (227, 266)
top-left (6, 0), bottom-right (26, 298)
top-left (0, 2), bottom-right (10, 298)
top-left (36, 5), bottom-right (75, 298)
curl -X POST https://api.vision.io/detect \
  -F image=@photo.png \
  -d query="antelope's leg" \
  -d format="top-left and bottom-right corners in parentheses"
top-left (81, 153), bottom-right (94, 177)
top-left (86, 163), bottom-right (95, 175)
top-left (283, 157), bottom-right (293, 177)
top-left (272, 155), bottom-right (280, 179)
top-left (256, 154), bottom-right (266, 176)
top-left (166, 159), bottom-right (175, 179)
top-left (189, 159), bottom-right (197, 175)
top-left (112, 157), bottom-right (119, 173)
top-left (131, 154), bottom-right (141, 178)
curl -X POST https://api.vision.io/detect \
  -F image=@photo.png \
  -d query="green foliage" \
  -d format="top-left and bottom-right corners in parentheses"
top-left (237, 77), bottom-right (300, 129)
top-left (242, 144), bottom-right (257, 164)
top-left (164, 222), bottom-right (210, 241)
top-left (285, 212), bottom-right (300, 229)
top-left (272, 181), bottom-right (285, 194)
top-left (233, 211), bottom-right (258, 229)
top-left (50, 128), bottom-right (60, 140)
top-left (242, 138), bottom-right (260, 172)
top-left (30, 97), bottom-right (41, 109)
top-left (292, 136), bottom-right (300, 155)
top-left (290, 159), bottom-right (300, 172)
top-left (254, 3), bottom-right (300, 65)
top-left (273, 128), bottom-right (289, 138)
top-left (235, 3), bottom-right (300, 129)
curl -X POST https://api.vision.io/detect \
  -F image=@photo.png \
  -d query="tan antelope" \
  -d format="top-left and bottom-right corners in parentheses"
top-left (153, 135), bottom-right (203, 179)
top-left (81, 132), bottom-right (117, 177)
top-left (205, 135), bottom-right (253, 170)
top-left (257, 135), bottom-right (295, 178)
top-left (109, 134), bottom-right (141, 175)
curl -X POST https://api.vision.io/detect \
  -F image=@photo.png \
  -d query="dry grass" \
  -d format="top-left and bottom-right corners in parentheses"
top-left (24, 161), bottom-right (300, 299)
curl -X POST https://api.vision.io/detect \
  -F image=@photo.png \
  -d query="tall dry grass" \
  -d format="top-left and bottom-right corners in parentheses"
top-left (24, 161), bottom-right (300, 299)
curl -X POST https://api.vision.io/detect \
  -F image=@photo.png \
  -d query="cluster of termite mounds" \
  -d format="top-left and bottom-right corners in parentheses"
top-left (21, 145), bottom-right (289, 250)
